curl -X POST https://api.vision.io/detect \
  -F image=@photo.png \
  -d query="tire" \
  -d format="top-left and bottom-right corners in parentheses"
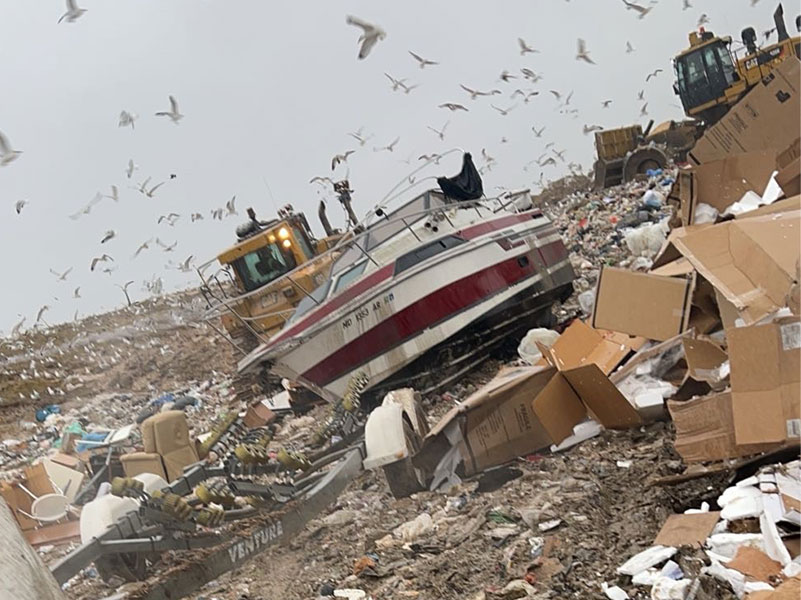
top-left (622, 147), bottom-right (667, 182)
top-left (382, 420), bottom-right (425, 499)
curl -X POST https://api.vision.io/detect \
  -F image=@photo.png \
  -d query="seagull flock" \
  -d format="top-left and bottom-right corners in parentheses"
top-left (3, 0), bottom-right (705, 339)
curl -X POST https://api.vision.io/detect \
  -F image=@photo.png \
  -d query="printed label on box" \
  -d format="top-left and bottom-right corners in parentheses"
top-left (781, 322), bottom-right (801, 351)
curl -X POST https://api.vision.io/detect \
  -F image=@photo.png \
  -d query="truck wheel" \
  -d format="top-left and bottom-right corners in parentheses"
top-left (382, 420), bottom-right (425, 499)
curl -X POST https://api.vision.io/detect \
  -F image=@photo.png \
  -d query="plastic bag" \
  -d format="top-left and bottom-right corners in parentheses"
top-left (578, 290), bottom-right (596, 316)
top-left (693, 202), bottom-right (719, 224)
top-left (624, 220), bottom-right (669, 259)
top-left (517, 328), bottom-right (560, 364)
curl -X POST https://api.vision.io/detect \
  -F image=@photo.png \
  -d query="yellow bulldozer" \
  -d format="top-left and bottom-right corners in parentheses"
top-left (672, 3), bottom-right (800, 125)
top-left (199, 192), bottom-right (354, 402)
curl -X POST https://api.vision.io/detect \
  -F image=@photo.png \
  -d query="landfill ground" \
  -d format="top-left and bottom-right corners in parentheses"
top-left (1, 168), bottom-right (796, 599)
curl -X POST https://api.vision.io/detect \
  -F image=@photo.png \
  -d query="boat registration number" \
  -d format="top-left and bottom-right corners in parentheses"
top-left (342, 292), bottom-right (395, 330)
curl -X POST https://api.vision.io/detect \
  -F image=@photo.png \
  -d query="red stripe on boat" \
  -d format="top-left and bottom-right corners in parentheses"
top-left (302, 240), bottom-right (565, 386)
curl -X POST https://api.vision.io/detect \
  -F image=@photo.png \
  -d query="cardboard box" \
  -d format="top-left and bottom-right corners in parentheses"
top-left (420, 364), bottom-right (641, 476)
top-left (682, 336), bottom-right (728, 385)
top-left (538, 319), bottom-right (645, 375)
top-left (673, 210), bottom-right (801, 325)
top-left (668, 392), bottom-right (780, 462)
top-left (688, 58), bottom-right (801, 166)
top-left (681, 151), bottom-right (778, 225)
top-left (243, 400), bottom-right (276, 428)
top-left (121, 452), bottom-right (168, 480)
top-left (592, 267), bottom-right (695, 341)
top-left (775, 138), bottom-right (800, 197)
top-left (728, 317), bottom-right (801, 445)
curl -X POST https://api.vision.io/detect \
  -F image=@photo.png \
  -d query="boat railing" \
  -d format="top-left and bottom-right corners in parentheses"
top-left (195, 151), bottom-right (528, 351)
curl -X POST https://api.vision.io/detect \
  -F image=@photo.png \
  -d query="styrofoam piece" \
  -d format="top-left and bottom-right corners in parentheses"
top-left (617, 546), bottom-right (677, 576)
top-left (706, 533), bottom-right (765, 560)
top-left (80, 494), bottom-right (138, 543)
top-left (550, 419), bottom-right (603, 452)
top-left (684, 501), bottom-right (710, 514)
top-left (518, 328), bottom-right (560, 364)
top-left (761, 492), bottom-right (784, 524)
top-left (718, 484), bottom-right (761, 507)
top-left (720, 492), bottom-right (763, 521)
top-left (632, 568), bottom-right (659, 586)
top-left (660, 560), bottom-right (683, 580)
top-left (651, 577), bottom-right (691, 599)
top-left (744, 582), bottom-right (774, 594)
top-left (760, 512), bottom-right (792, 566)
top-left (703, 560), bottom-right (745, 598)
top-left (602, 582), bottom-right (629, 600)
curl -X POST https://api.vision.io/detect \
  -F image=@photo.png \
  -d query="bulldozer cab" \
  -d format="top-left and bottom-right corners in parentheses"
top-left (218, 218), bottom-right (315, 294)
top-left (673, 35), bottom-right (739, 119)
top-left (673, 4), bottom-right (801, 124)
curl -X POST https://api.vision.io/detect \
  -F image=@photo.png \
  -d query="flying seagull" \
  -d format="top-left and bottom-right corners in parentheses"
top-left (409, 51), bottom-right (438, 68)
top-left (491, 104), bottom-right (517, 116)
top-left (116, 281), bottom-right (135, 306)
top-left (583, 124), bottom-right (603, 135)
top-left (518, 38), bottom-right (538, 55)
top-left (49, 267), bottom-right (73, 281)
top-left (118, 110), bottom-right (138, 129)
top-left (499, 70), bottom-right (517, 82)
top-left (626, 41), bottom-right (635, 53)
top-left (345, 15), bottom-right (386, 60)
top-left (427, 121), bottom-right (449, 141)
top-left (309, 175), bottom-right (334, 186)
top-left (384, 73), bottom-right (406, 91)
top-left (0, 129), bottom-right (22, 166)
top-left (439, 103), bottom-right (468, 112)
top-left (73, 287), bottom-right (81, 299)
top-left (101, 230), bottom-right (116, 244)
top-left (145, 181), bottom-right (166, 198)
top-left (178, 255), bottom-right (195, 273)
top-left (621, 0), bottom-right (652, 18)
top-left (399, 82), bottom-right (419, 95)
top-left (640, 102), bottom-right (649, 116)
top-left (331, 150), bottom-right (355, 170)
top-left (697, 14), bottom-right (710, 27)
top-left (532, 125), bottom-right (545, 137)
top-left (36, 305), bottom-right (50, 323)
top-left (576, 39), bottom-right (596, 64)
top-left (225, 195), bottom-right (237, 216)
top-left (15, 199), bottom-right (27, 214)
top-left (374, 137), bottom-right (399, 153)
top-left (601, 99), bottom-right (613, 108)
top-left (646, 68), bottom-right (663, 82)
top-left (68, 192), bottom-right (103, 220)
top-left (190, 212), bottom-right (204, 222)
top-left (155, 95), bottom-right (183, 123)
top-left (104, 185), bottom-right (119, 202)
top-left (459, 85), bottom-right (501, 100)
top-left (133, 239), bottom-right (152, 258)
top-left (90, 254), bottom-right (114, 272)
top-left (683, 0), bottom-right (692, 9)
top-left (125, 159), bottom-right (138, 179)
top-left (58, 0), bottom-right (86, 23)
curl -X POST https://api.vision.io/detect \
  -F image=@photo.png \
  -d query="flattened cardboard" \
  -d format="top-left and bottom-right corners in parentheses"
top-left (746, 577), bottom-right (801, 600)
top-left (683, 151), bottom-right (778, 225)
top-left (592, 267), bottom-right (695, 341)
top-left (539, 319), bottom-right (645, 375)
top-left (650, 257), bottom-right (695, 277)
top-left (653, 512), bottom-right (721, 547)
top-left (776, 139), bottom-right (800, 197)
top-left (688, 58), bottom-right (801, 166)
top-left (728, 317), bottom-right (801, 445)
top-left (668, 392), bottom-right (780, 463)
top-left (673, 211), bottom-right (801, 325)
top-left (727, 546), bottom-right (782, 582)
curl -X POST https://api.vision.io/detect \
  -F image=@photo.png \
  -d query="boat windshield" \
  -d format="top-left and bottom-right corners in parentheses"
top-left (288, 280), bottom-right (331, 323)
top-left (331, 190), bottom-right (447, 276)
top-left (232, 243), bottom-right (297, 292)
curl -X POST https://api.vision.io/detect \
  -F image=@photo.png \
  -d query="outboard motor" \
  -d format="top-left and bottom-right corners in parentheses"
top-left (742, 27), bottom-right (758, 54)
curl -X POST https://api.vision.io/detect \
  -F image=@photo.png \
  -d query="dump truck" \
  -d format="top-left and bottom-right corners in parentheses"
top-left (199, 201), bottom-right (347, 401)
top-left (672, 3), bottom-right (800, 125)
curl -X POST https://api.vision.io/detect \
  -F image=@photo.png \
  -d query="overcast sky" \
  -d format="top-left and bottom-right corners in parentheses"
top-left (0, 0), bottom-right (781, 333)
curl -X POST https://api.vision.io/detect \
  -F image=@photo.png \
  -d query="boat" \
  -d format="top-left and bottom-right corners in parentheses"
top-left (238, 152), bottom-right (575, 401)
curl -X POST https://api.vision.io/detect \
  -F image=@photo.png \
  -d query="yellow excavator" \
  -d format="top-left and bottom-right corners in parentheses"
top-left (673, 3), bottom-right (800, 124)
